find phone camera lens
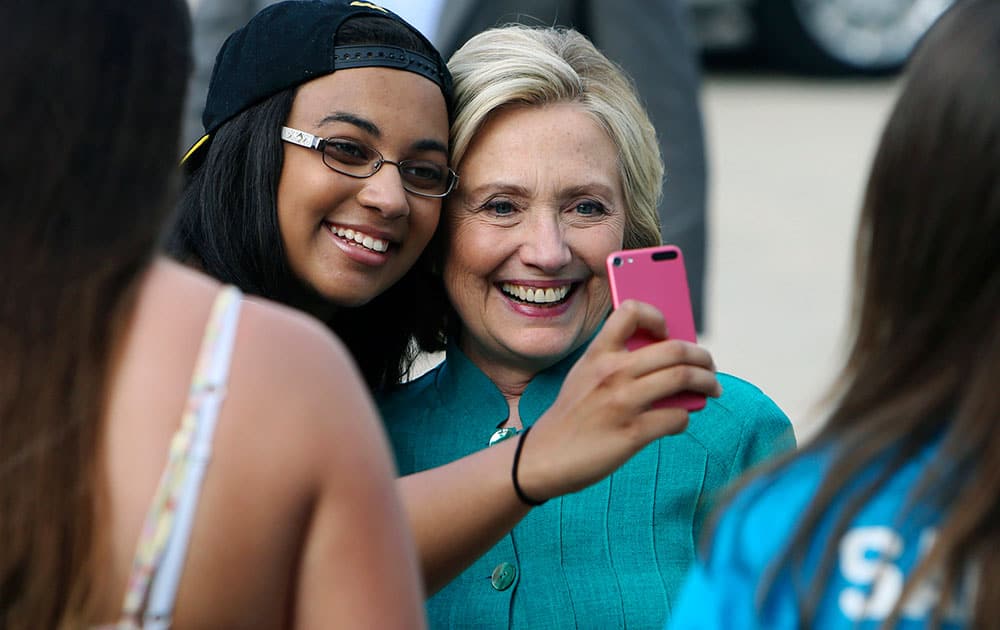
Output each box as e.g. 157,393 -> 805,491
613,257 -> 622,267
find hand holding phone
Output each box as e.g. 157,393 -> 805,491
606,245 -> 706,411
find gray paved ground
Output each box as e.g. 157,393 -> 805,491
698,75 -> 900,441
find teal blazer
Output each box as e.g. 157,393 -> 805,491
379,340 -> 795,629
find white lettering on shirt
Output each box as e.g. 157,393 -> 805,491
837,526 -> 972,624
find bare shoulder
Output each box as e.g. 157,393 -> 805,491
139,259 -> 379,464
214,288 -> 388,495
231,294 -> 380,447
209,282 -> 422,627
145,259 -> 385,493
237,295 -> 358,397
144,262 -> 413,626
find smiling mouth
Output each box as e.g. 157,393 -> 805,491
499,282 -> 575,306
325,223 -> 390,253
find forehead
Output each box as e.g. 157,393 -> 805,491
459,103 -> 622,187
288,66 -> 449,139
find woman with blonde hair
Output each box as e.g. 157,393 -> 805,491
382,25 -> 794,627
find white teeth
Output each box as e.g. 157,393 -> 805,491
501,283 -> 571,304
331,226 -> 389,253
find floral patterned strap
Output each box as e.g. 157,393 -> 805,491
115,286 -> 242,627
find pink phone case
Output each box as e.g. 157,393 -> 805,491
606,245 -> 706,411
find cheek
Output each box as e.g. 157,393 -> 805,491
442,227 -> 496,304
276,147 -> 345,214
589,281 -> 612,311
444,218 -> 487,274
410,203 -> 443,250
275,156 -> 319,238
592,245 -> 616,304
577,225 -> 625,276
273,188 -> 298,257
443,241 -> 480,295
575,227 -> 621,311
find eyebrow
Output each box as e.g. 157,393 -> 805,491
413,138 -> 448,154
317,111 -> 448,155
463,182 -> 532,200
562,183 -> 617,200
464,182 -> 616,201
318,112 -> 379,136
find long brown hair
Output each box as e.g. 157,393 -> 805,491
0,1 -> 191,626
754,0 -> 1000,626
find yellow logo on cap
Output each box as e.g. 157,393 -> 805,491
350,1 -> 388,12
180,134 -> 211,165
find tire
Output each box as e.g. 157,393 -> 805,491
754,0 -> 955,75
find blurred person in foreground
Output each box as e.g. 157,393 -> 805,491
380,24 -> 793,628
0,1 -> 425,627
668,1 -> 1000,627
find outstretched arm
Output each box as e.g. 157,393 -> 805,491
401,300 -> 722,594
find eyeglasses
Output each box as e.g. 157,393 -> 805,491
280,126 -> 458,198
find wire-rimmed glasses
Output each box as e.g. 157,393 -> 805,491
280,126 -> 458,198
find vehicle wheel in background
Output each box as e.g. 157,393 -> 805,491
755,0 -> 954,75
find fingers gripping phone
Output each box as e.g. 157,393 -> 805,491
606,245 -> 706,411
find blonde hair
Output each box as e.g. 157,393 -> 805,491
448,25 -> 663,249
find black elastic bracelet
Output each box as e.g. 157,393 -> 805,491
511,426 -> 547,507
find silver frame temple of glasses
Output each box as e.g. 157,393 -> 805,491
281,127 -> 322,149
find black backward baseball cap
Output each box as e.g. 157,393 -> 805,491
180,0 -> 453,170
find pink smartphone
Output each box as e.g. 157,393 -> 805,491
606,244 -> 706,411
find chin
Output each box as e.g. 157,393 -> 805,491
332,292 -> 377,309
314,284 -> 379,309
508,338 -> 581,367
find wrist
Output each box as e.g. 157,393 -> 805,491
511,426 -> 547,507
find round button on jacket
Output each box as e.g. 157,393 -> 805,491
490,562 -> 517,591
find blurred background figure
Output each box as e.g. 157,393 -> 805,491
669,0 -> 1000,626
380,0 -> 711,333
183,0 -> 274,145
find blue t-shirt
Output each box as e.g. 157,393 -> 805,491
668,442 -> 974,629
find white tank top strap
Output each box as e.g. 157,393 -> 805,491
112,285 -> 243,629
